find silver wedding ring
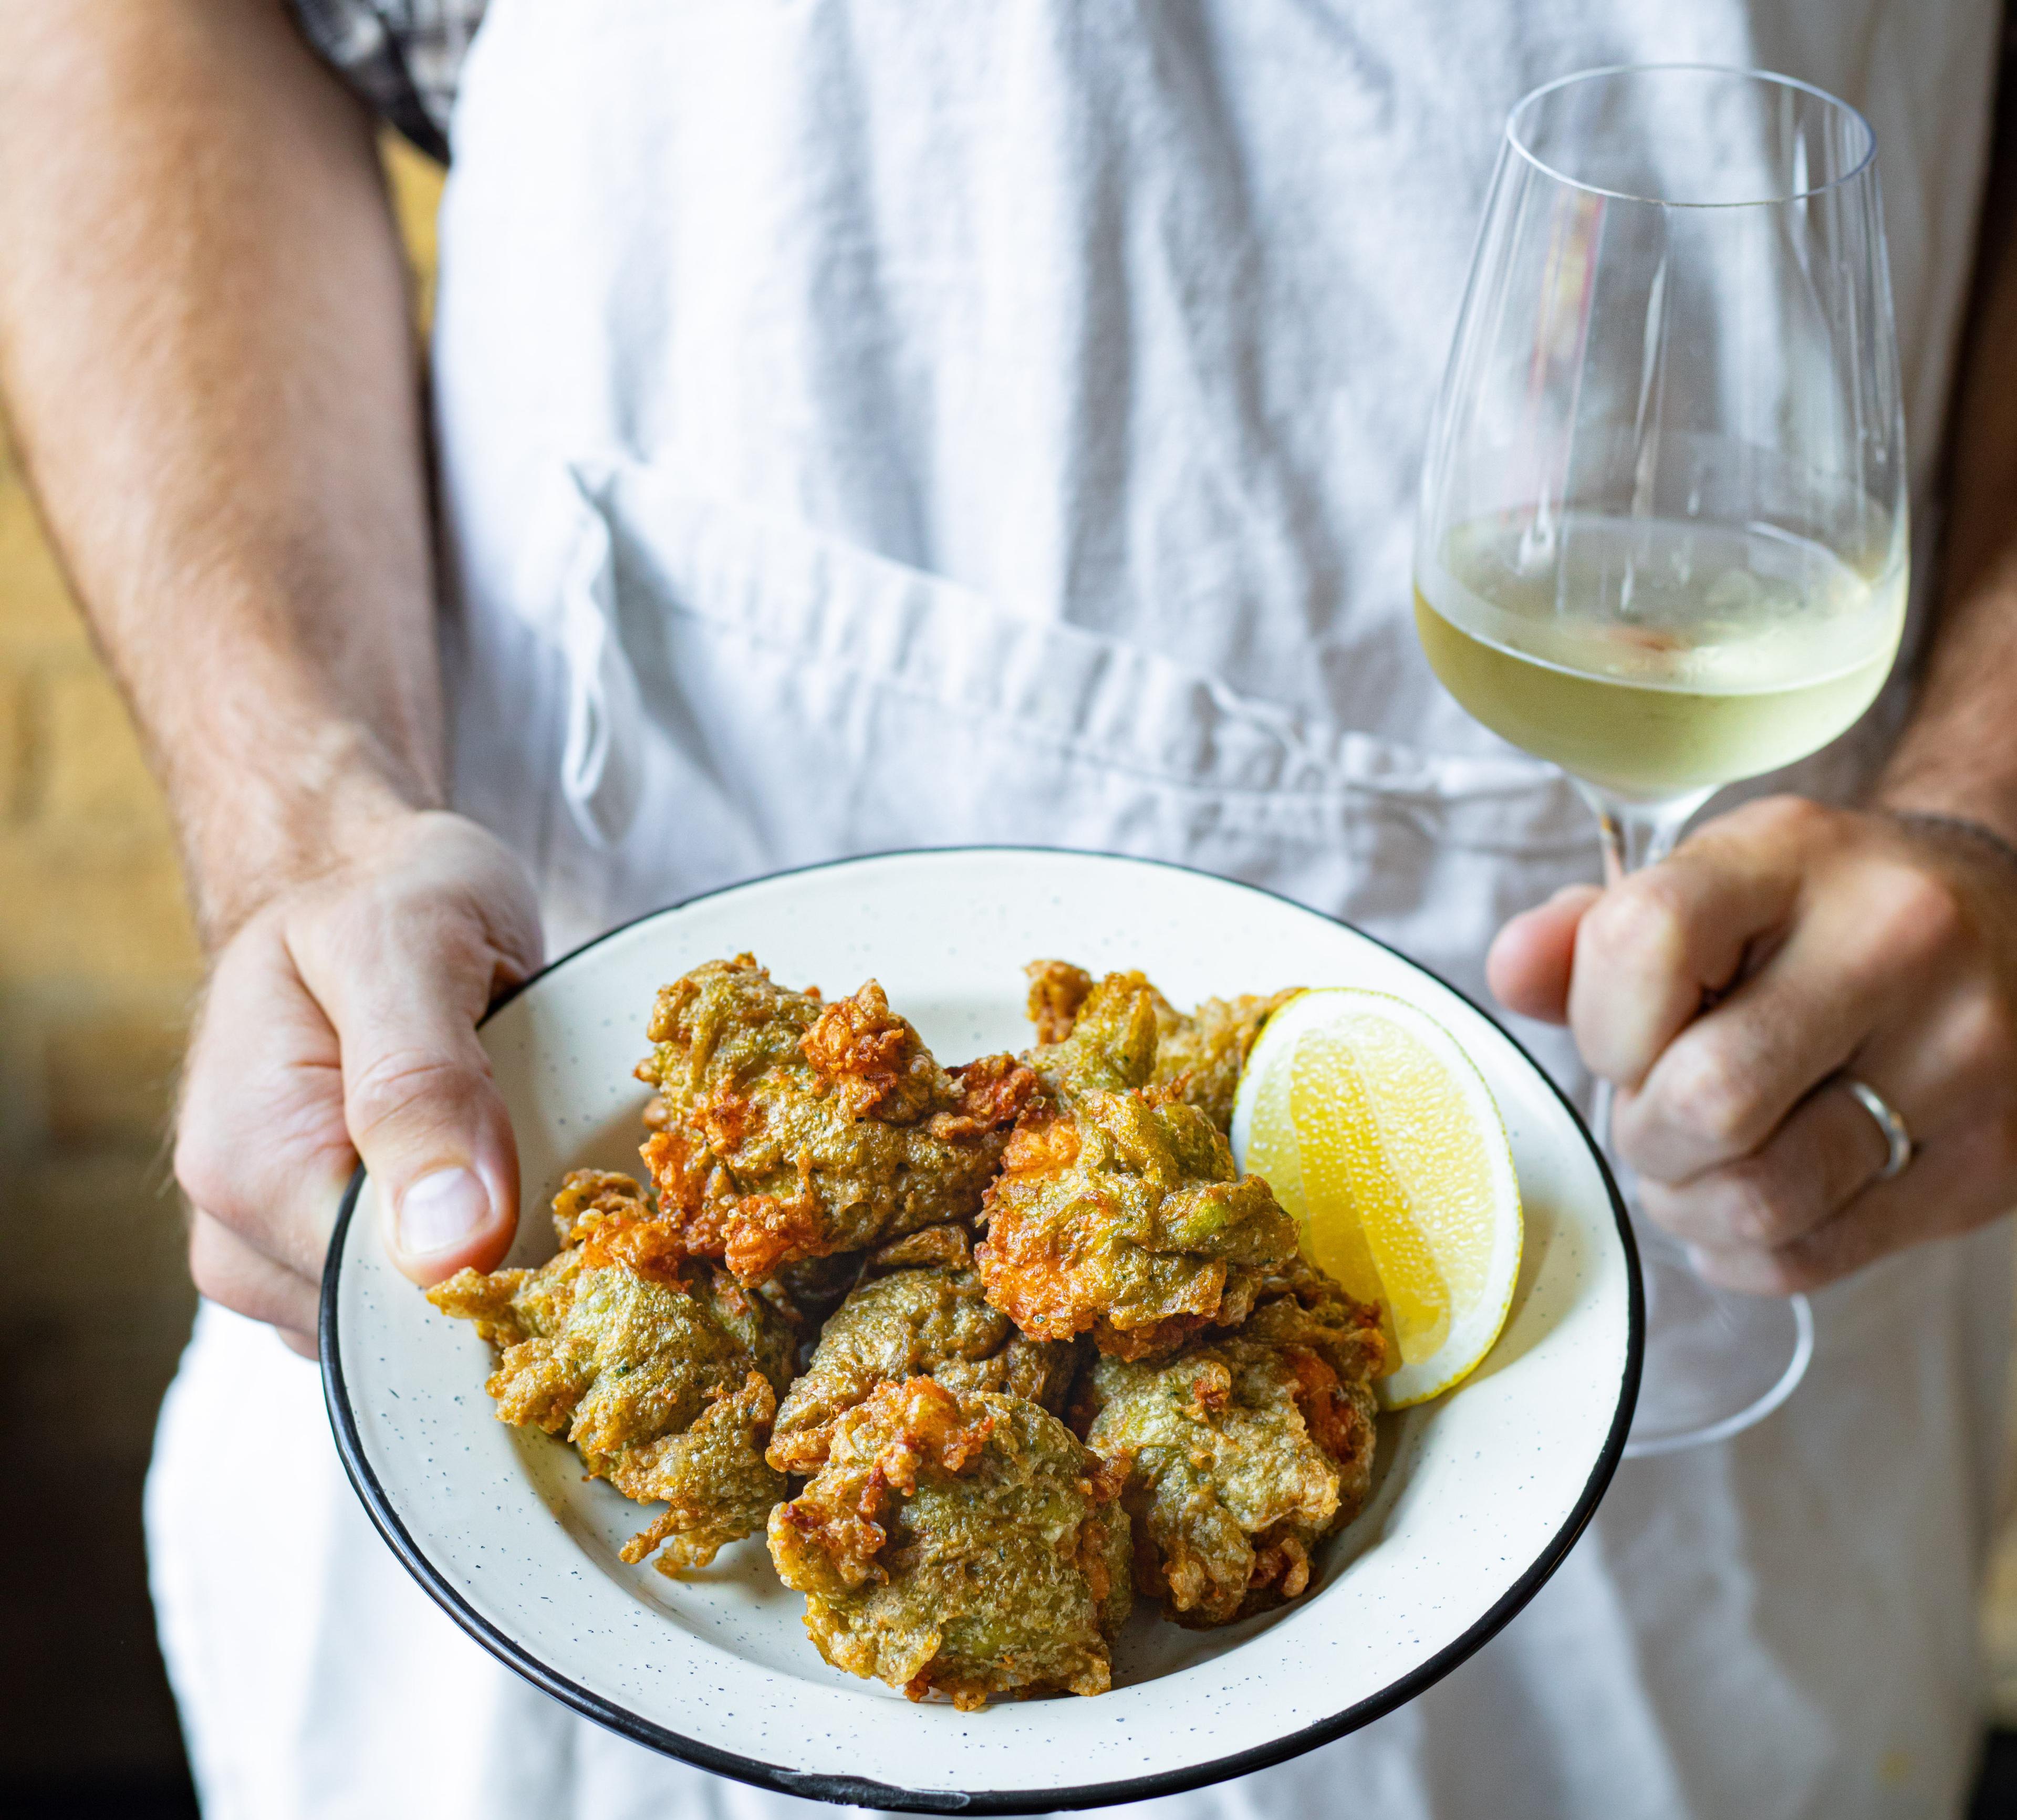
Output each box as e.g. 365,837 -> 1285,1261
1842,1076 -> 1914,1181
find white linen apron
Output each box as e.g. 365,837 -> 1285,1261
149,3 -> 2015,1815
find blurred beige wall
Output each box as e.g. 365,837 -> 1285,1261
0,134 -> 443,1786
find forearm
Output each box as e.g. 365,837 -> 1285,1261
0,0 -> 441,943
1878,162 -> 2017,844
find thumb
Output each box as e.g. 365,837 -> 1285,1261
294,888 -> 526,1285
1486,885 -> 1603,1024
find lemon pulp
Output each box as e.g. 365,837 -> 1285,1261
1235,990 -> 1522,1407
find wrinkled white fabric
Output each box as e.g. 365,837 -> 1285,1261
149,3 -> 2012,1816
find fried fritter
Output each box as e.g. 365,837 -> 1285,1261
1076,1258 -> 1385,1627
977,971 -> 1300,1360
1025,959 -> 1096,1045
1023,959 -> 1297,1133
427,1169 -> 796,1571
611,1372 -> 787,1574
1149,989 -> 1301,1134
767,1224 -> 1077,1474
768,1379 -> 1131,1709
637,956 -> 1038,1284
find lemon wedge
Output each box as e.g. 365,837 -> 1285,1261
1231,989 -> 1522,1408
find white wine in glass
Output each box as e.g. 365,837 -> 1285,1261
1416,510 -> 1907,801
1417,67 -> 1909,1453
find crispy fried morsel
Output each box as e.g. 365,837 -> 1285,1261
768,1380 -> 1131,1709
1149,989 -> 1301,1134
1024,958 -> 1295,1134
636,957 -> 1037,1283
426,1167 -> 644,1348
979,972 -> 1298,1358
426,1263 -> 540,1346
800,980 -> 940,1121
1025,959 -> 1094,1045
867,1224 -> 973,1271
428,1170 -> 797,1567
768,1225 -> 1078,1473
1077,1258 -> 1385,1626
612,1373 -> 788,1573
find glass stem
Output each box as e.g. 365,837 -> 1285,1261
1574,782 -> 1714,1267
1576,782 -> 1714,886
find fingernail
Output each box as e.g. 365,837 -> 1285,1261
398,1167 -> 492,1256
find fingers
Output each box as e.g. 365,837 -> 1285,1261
1629,976 -> 2009,1243
1567,797 -> 1816,1086
1546,797 -> 2017,1291
288,826 -> 533,1284
1486,885 -> 1602,1023
175,814 -> 544,1348
1614,838 -> 1972,1182
1634,1076 -> 1893,1251
1627,925 -> 2017,1268
187,1205 -> 320,1347
317,941 -> 518,1282
1688,1112 -> 2017,1295
175,922 -> 357,1282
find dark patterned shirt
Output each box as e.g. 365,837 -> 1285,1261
288,0 -> 488,161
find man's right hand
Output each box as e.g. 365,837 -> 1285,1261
0,9 -> 537,1355
173,813 -> 544,1356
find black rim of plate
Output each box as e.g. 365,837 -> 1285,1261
320,844 -> 1645,1816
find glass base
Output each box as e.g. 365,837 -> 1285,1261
1622,1232 -> 1814,1458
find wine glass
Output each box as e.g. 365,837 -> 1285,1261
1415,66 -> 1907,1455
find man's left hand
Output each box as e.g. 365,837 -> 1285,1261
1488,795 -> 2017,1293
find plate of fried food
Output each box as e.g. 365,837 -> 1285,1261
321,847 -> 1639,1812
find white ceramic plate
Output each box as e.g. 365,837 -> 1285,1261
322,849 -> 1639,1812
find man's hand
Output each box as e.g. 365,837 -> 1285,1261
1488,796 -> 2017,1294
174,814 -> 543,1355
0,3 -> 511,1353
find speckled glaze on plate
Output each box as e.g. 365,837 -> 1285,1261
321,848 -> 1640,1814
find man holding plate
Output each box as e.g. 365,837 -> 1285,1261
2,1 -> 2014,1816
